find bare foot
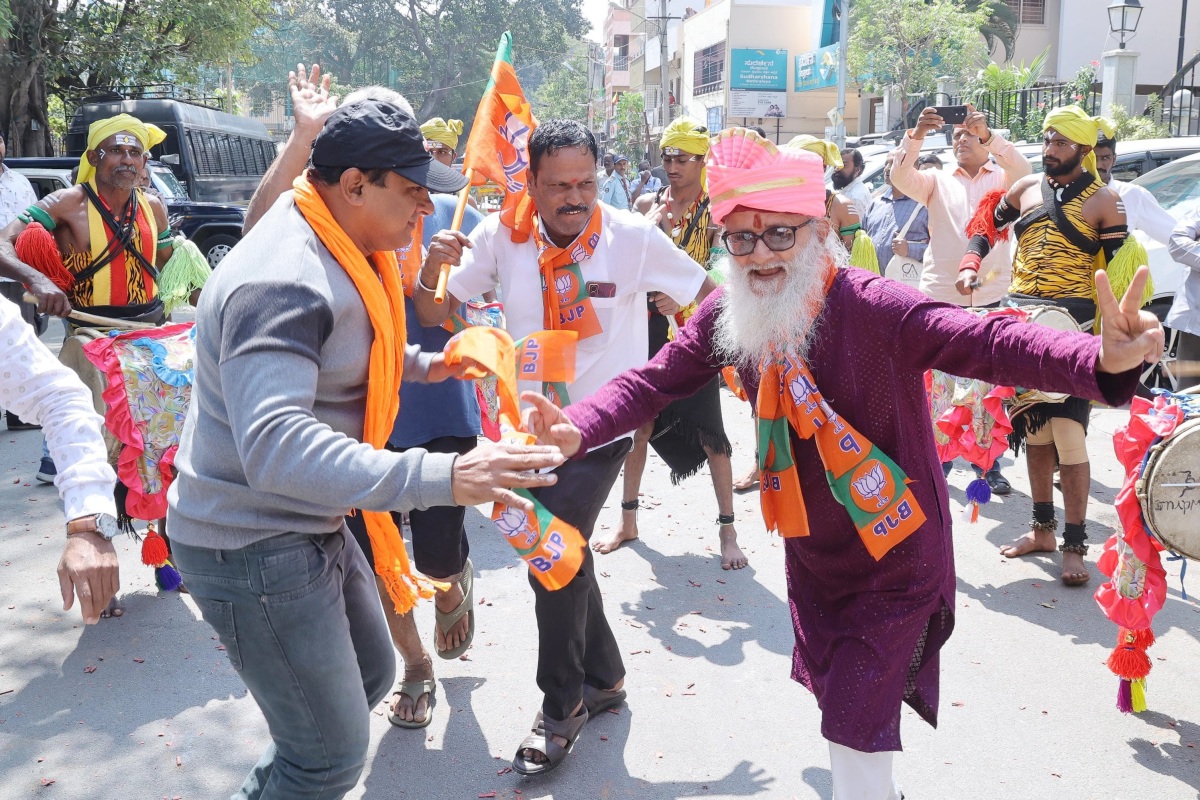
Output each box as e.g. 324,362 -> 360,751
390,656 -> 433,725
998,528 -> 1057,558
593,507 -> 638,554
720,526 -> 748,570
434,581 -> 468,654
1061,550 -> 1090,586
733,467 -> 759,493
99,597 -> 124,618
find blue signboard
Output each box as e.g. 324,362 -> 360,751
730,49 -> 788,92
794,44 -> 840,92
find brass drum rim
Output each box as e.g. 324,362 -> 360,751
1139,418 -> 1200,560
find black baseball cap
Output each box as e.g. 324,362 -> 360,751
311,100 -> 468,194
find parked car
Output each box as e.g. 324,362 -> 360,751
66,97 -> 274,204
6,157 -> 245,267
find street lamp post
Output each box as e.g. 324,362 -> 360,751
1100,0 -> 1143,118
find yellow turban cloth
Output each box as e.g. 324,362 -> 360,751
1042,105 -> 1116,180
76,114 -> 167,186
786,135 -> 843,169
661,116 -> 711,186
420,118 -> 464,150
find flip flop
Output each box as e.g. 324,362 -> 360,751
582,683 -> 626,716
512,706 -> 589,776
435,558 -> 474,660
388,679 -> 436,729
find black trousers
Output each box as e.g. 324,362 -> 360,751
1178,330 -> 1200,391
529,437 -> 632,720
345,435 -> 475,580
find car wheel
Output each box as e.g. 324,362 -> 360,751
1138,299 -> 1180,396
201,234 -> 240,268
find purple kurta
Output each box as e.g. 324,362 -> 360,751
565,268 -> 1140,752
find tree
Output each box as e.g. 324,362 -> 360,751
610,92 -> 646,161
531,56 -> 592,124
848,0 -> 991,121
1,0 -> 270,156
240,0 -> 586,129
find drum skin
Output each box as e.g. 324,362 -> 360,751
1139,418 -> 1200,561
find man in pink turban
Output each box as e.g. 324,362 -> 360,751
520,129 -> 1162,797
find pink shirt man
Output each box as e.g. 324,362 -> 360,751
891,126 -> 1031,307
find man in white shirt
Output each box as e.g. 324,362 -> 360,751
832,147 -> 875,218
414,119 -> 713,776
1094,133 -> 1176,245
890,106 -> 1032,308
0,293 -> 122,623
0,132 -> 42,430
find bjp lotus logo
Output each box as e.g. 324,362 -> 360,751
555,273 -> 575,304
851,461 -> 892,511
495,507 -> 538,549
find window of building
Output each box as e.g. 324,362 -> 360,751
694,41 -> 725,95
1005,0 -> 1044,25
613,34 -> 629,71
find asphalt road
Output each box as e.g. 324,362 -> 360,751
1,366 -> 1198,799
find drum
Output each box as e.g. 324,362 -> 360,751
1137,388 -> 1200,560
58,327 -> 122,463
1009,305 -> 1083,409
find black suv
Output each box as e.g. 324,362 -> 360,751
6,157 -> 245,267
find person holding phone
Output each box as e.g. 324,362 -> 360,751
890,102 -> 1032,496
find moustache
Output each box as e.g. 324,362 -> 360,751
556,205 -> 590,216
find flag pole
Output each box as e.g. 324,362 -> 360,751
434,167 -> 474,304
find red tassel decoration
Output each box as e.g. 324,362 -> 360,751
141,527 -> 170,567
15,223 -> 73,291
965,189 -> 1010,244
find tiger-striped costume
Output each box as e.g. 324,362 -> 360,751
1009,174 -> 1100,300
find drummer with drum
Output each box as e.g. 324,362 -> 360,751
960,105 -> 1147,587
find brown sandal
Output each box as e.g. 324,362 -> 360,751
512,705 -> 589,776
582,684 -> 626,715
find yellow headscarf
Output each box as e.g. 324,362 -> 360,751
420,118 -> 464,150
785,135 -> 843,169
76,114 -> 167,186
660,116 -> 711,187
1042,105 -> 1116,180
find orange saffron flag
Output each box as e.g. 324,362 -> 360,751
442,326 -> 586,590
462,32 -> 539,243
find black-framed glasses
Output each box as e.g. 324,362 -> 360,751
721,221 -> 813,256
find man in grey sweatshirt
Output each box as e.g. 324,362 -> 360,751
166,100 -> 563,800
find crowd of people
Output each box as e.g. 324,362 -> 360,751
0,61 -> 1192,800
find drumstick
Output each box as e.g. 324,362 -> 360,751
22,292 -> 157,330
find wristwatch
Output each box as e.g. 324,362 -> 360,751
66,513 -> 120,540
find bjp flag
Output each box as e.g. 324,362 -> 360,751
462,32 -> 539,242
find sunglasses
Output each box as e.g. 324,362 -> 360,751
721,221 -> 813,257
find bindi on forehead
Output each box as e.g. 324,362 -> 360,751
753,212 -> 763,229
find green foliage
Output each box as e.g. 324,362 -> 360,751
531,57 -> 592,125
610,93 -> 646,161
1110,97 -> 1172,141
848,0 -> 990,119
963,0 -> 1018,62
1061,61 -> 1099,112
965,46 -> 1049,132
240,0 -> 587,127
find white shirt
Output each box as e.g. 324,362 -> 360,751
448,206 -> 706,409
1110,179 -> 1176,246
0,295 -> 117,520
0,167 -> 37,283
839,178 -> 875,221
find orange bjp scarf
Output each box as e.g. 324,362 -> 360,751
292,175 -> 438,614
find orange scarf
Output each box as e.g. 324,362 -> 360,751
292,176 -> 437,614
531,206 -> 605,340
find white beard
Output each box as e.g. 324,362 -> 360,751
713,227 -> 845,368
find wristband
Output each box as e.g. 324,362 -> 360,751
959,253 -> 982,273
416,271 -> 438,293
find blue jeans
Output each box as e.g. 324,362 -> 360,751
171,529 -> 396,800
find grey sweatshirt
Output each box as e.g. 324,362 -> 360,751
167,194 -> 458,550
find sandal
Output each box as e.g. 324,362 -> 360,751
582,683 -> 626,716
435,558 -> 475,660
512,706 -> 589,776
388,679 -> 436,729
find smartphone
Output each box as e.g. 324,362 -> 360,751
932,105 -> 968,124
587,281 -> 617,299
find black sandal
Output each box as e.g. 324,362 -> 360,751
582,683 -> 627,715
512,705 -> 589,776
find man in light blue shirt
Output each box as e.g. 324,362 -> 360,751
862,154 -> 929,278
600,155 -> 646,211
